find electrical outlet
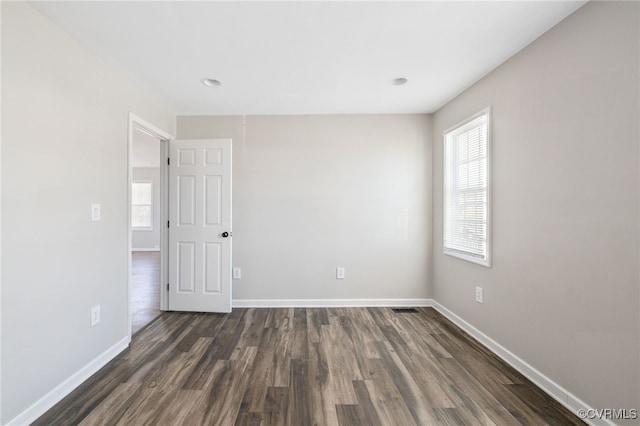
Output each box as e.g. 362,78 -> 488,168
475,287 -> 483,304
91,305 -> 101,326
91,203 -> 101,221
232,267 -> 242,279
336,267 -> 345,280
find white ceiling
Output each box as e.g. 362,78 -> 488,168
29,1 -> 586,115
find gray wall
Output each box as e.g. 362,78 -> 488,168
432,1 -> 639,416
1,2 -> 175,422
131,167 -> 161,250
177,115 -> 432,303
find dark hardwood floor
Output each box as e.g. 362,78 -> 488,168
34,307 -> 585,426
131,251 -> 161,335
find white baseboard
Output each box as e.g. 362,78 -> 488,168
232,298 -> 433,308
431,301 -> 612,426
7,336 -> 130,426
131,248 -> 160,252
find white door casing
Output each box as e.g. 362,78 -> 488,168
128,112 -> 171,333
169,139 -> 232,312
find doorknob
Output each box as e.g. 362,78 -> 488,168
221,231 -> 231,238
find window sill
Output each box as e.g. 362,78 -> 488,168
444,249 -> 491,267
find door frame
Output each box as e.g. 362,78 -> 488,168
127,113 -> 173,339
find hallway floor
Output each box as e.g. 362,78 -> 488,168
131,251 -> 161,335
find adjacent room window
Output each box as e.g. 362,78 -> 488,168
132,181 -> 153,230
443,108 -> 491,267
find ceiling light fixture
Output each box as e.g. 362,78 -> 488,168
392,77 -> 408,86
201,78 -> 221,87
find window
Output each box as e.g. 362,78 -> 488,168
443,108 -> 491,266
132,181 -> 153,230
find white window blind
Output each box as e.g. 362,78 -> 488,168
444,109 -> 491,266
132,181 -> 153,229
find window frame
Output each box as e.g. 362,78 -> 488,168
443,107 -> 492,267
131,180 -> 153,231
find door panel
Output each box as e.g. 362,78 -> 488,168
177,176 -> 196,225
177,242 -> 195,293
204,243 -> 222,294
169,139 -> 232,312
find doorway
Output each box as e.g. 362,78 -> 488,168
128,113 -> 171,337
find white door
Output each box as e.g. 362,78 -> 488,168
169,139 -> 232,312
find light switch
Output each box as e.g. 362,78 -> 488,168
91,203 -> 101,221
91,305 -> 101,326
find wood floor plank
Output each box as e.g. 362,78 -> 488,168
372,313 -> 456,409
182,359 -> 232,424
390,309 -> 453,360
362,358 -> 418,426
34,307 -> 586,426
336,311 -> 382,379
263,387 -> 289,426
233,409 -> 262,426
235,308 -> 269,348
125,313 -> 193,362
507,383 -> 587,426
436,330 -> 519,386
158,389 -> 212,426
200,346 -> 258,426
113,386 -> 177,425
182,313 -> 245,390
306,307 -> 330,344
433,407 -> 471,426
444,384 -> 501,426
271,311 -> 294,388
344,307 -> 386,351
436,357 -> 532,425
239,327 -> 277,412
175,312 -> 226,353
264,307 -> 294,330
76,382 -> 143,426
319,323 -> 359,404
375,340 -> 439,425
290,308 -> 309,359
307,340 -> 335,426
431,314 -> 526,385
336,404 -> 367,426
352,380 -> 383,426
124,314 -> 197,384
288,358 -> 312,426
154,336 -> 213,391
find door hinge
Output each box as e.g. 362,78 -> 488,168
167,220 -> 170,228
167,283 -> 170,291
167,157 -> 170,165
